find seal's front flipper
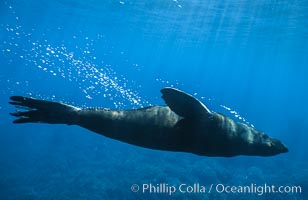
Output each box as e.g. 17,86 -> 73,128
160,87 -> 211,118
9,96 -> 80,125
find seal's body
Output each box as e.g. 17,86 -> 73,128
9,87 -> 288,157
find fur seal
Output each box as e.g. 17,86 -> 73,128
9,87 -> 288,157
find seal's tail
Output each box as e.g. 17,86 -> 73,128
9,96 -> 79,125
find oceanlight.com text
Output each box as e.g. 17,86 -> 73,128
215,183 -> 302,196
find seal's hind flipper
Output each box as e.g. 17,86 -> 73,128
10,111 -> 39,123
160,87 -> 211,118
9,96 -> 79,125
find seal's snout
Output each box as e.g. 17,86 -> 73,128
275,140 -> 289,154
258,136 -> 289,156
281,145 -> 289,153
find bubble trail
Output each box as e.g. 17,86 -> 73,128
1,4 -> 149,109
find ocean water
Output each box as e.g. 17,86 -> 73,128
0,0 -> 307,199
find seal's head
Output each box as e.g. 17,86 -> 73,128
254,132 -> 288,156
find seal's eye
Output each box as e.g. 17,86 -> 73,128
263,134 -> 269,139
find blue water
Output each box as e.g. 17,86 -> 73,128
0,0 -> 307,199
